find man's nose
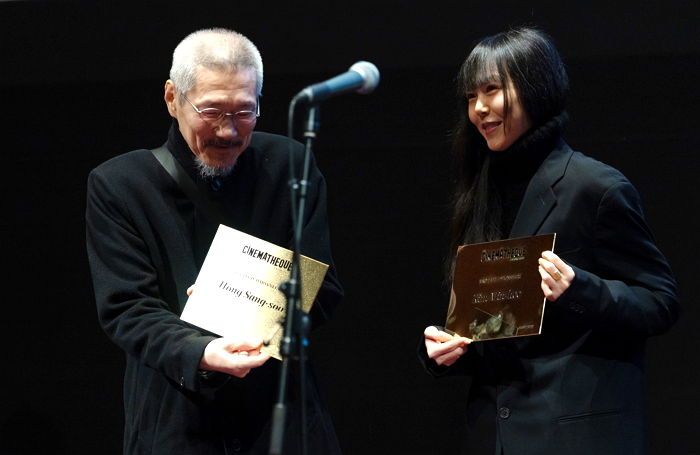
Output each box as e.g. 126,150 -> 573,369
216,117 -> 239,137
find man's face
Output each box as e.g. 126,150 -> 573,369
165,67 -> 258,172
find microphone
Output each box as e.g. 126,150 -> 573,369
295,61 -> 380,103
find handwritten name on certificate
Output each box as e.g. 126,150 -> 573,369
181,224 -> 328,360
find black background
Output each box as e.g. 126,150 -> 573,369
1,1 -> 698,453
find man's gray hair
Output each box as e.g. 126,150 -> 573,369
169,28 -> 263,99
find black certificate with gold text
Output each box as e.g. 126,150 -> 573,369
446,233 -> 556,341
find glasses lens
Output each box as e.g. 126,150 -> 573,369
199,108 -> 223,121
234,111 -> 257,123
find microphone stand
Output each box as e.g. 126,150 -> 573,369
269,101 -> 319,455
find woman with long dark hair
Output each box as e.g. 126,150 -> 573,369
421,27 -> 678,455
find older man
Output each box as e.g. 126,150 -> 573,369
86,28 -> 343,454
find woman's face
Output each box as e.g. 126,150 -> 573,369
467,78 -> 532,151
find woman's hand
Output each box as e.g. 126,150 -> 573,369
538,250 -> 575,301
424,326 -> 471,367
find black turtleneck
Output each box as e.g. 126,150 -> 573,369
165,120 -> 258,267
489,113 -> 568,237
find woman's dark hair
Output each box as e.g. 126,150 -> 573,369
447,27 -> 569,280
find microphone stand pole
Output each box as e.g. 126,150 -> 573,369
269,102 -> 319,455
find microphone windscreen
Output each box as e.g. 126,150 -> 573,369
350,61 -> 380,94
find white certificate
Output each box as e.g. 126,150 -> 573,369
181,224 -> 328,360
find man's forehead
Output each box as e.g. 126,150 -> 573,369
194,65 -> 256,81
191,67 -> 257,95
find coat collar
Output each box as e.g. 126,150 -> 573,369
509,139 -> 573,237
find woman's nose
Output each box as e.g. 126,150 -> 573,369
475,97 -> 489,116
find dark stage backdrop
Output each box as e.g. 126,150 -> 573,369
1,1 -> 698,454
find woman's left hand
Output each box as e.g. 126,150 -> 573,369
538,250 -> 575,301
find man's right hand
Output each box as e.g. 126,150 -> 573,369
199,337 -> 270,378
424,325 -> 471,367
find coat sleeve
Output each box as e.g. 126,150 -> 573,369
556,179 -> 679,336
86,167 -> 220,393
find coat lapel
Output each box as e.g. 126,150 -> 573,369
509,140 -> 573,238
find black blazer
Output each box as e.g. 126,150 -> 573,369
425,140 -> 678,455
86,129 -> 343,455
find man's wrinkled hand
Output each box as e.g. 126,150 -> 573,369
199,337 -> 270,378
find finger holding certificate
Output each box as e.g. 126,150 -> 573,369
538,250 -> 575,301
423,325 -> 471,367
199,337 -> 270,379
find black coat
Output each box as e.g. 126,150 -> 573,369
86,126 -> 343,455
424,140 -> 679,455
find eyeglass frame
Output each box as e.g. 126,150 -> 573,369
182,94 -> 260,124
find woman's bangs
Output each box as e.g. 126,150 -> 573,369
463,48 -> 502,92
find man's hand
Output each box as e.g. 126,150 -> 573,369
424,325 -> 471,367
199,337 -> 270,378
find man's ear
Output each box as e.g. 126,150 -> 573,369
164,80 -> 178,118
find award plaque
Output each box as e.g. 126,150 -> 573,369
446,233 -> 556,341
181,224 -> 328,360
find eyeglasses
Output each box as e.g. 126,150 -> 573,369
183,95 -> 260,125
